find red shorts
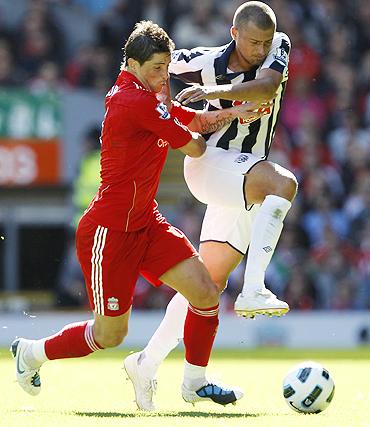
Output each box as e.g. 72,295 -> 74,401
76,210 -> 197,316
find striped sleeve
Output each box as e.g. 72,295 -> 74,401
169,48 -> 211,84
261,32 -> 291,76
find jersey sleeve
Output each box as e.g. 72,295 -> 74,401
131,93 -> 193,149
261,32 -> 291,77
170,101 -> 196,126
169,48 -> 207,84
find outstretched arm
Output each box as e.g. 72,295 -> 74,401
176,69 -> 283,105
160,80 -> 264,135
186,101 -> 266,134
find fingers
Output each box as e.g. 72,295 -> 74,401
241,111 -> 263,124
176,87 -> 205,105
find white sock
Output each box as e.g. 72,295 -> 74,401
242,195 -> 291,294
183,360 -> 207,391
140,292 -> 188,378
24,338 -> 48,368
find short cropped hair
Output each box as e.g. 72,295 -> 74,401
233,1 -> 276,31
122,20 -> 175,67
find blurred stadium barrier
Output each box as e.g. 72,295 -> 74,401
0,310 -> 369,348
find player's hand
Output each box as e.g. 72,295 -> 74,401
232,101 -> 273,124
176,85 -> 217,105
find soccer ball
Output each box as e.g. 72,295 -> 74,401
282,361 -> 335,414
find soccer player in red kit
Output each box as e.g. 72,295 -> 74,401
11,21 -> 262,411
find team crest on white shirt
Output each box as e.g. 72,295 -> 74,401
234,154 -> 249,163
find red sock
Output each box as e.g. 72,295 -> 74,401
183,304 -> 219,367
45,320 -> 102,360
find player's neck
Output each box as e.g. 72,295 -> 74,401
125,67 -> 151,92
228,49 -> 254,73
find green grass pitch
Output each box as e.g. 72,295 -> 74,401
1,347 -> 370,427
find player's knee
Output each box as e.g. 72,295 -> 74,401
279,171 -> 298,201
190,279 -> 220,308
211,275 -> 228,292
267,165 -> 298,201
94,328 -> 128,348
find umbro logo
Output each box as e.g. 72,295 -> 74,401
273,209 -> 283,219
263,246 -> 272,253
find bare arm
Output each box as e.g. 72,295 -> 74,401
176,69 -> 283,105
186,101 -> 263,134
178,133 -> 206,158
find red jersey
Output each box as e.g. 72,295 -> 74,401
83,70 -> 196,231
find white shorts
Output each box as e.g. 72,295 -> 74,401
200,203 -> 260,254
184,146 -> 264,209
184,146 -> 265,254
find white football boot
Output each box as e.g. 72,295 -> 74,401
234,288 -> 289,319
124,352 -> 157,411
10,338 -> 41,396
182,381 -> 244,406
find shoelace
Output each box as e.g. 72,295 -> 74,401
144,379 -> 157,395
256,289 -> 275,298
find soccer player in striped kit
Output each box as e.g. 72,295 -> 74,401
11,20 -> 264,410
125,1 -> 298,411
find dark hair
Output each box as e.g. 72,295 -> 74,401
122,20 -> 175,67
233,1 -> 276,31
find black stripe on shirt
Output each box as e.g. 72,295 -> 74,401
266,81 -> 287,157
175,50 -> 205,63
216,119 -> 239,150
241,119 -> 261,153
171,71 -> 203,85
264,102 -> 276,157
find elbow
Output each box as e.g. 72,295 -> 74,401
188,135 -> 206,158
193,144 -> 206,158
263,78 -> 279,100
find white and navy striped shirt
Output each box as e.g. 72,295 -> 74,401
169,32 -> 290,158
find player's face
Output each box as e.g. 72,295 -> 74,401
232,22 -> 274,67
135,52 -> 171,93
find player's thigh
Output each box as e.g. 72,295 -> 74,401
76,216 -> 143,317
142,213 -> 218,308
199,241 -> 243,291
245,160 -> 297,203
184,146 -> 264,208
160,256 -> 219,308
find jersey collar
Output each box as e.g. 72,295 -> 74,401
116,69 -> 148,91
215,40 -> 258,82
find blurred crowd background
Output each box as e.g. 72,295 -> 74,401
0,0 -> 369,313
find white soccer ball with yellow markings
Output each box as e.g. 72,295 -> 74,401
282,361 -> 335,413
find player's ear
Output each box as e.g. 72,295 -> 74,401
230,26 -> 237,41
127,58 -> 139,72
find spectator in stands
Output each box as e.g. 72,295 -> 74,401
57,126 -> 101,307
0,0 -> 368,312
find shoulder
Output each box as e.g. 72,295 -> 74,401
273,32 -> 291,51
171,45 -> 225,65
110,81 -> 156,109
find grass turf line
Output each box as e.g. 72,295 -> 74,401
1,348 -> 369,427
